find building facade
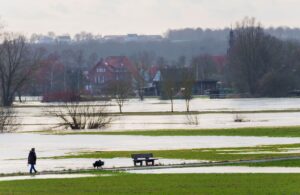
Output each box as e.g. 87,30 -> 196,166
88,56 -> 138,94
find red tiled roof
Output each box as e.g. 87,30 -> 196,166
90,56 -> 139,79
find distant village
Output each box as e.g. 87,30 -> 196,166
31,33 -> 163,44
14,25 -> 300,102
37,55 -> 226,102
87,56 -> 224,95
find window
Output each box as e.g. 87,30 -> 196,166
95,76 -> 105,84
97,68 -> 106,73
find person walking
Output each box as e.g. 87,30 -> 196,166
28,148 -> 37,174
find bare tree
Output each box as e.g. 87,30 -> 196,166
0,107 -> 18,133
65,49 -> 85,93
227,17 -> 285,96
185,113 -> 199,125
48,102 -> 112,130
132,61 -> 146,101
181,70 -> 195,112
0,34 -> 43,106
191,55 -> 219,81
107,80 -> 132,113
136,71 -> 145,101
161,71 -> 176,112
130,52 -> 155,101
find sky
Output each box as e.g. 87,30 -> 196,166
0,0 -> 299,36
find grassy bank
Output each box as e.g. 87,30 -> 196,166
53,143 -> 300,162
51,126 -> 300,137
1,174 -> 300,194
227,158 -> 300,167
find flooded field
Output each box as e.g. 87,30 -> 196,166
15,97 -> 300,112
12,97 -> 300,131
2,98 -> 300,174
3,133 -> 300,159
1,133 -> 300,174
115,98 -> 300,112
16,111 -> 300,131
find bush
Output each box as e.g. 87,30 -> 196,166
48,102 -> 112,130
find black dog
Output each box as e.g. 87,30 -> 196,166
93,160 -> 104,169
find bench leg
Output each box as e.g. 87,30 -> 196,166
134,161 -> 143,166
146,161 -> 154,166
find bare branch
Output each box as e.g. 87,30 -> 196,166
47,102 -> 112,130
0,107 -> 19,133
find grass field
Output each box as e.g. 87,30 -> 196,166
52,126 -> 300,137
53,143 -> 300,162
1,173 -> 300,194
226,158 -> 300,167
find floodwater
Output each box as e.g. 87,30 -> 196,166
1,133 -> 300,174
128,166 -> 300,174
2,98 -> 300,174
14,97 -> 300,112
11,98 -> 300,131
118,98 -> 300,112
16,111 -> 300,131
107,112 -> 300,131
2,134 -> 300,158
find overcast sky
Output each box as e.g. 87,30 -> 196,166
0,0 -> 298,36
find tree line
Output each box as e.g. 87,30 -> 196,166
1,18 -> 300,132
226,17 -> 300,97
1,17 -> 300,109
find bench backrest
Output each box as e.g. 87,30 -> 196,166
131,153 -> 153,159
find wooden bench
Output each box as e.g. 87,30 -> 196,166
131,153 -> 158,166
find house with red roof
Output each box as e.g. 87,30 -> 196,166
88,56 -> 138,94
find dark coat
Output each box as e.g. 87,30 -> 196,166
28,151 -> 37,165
